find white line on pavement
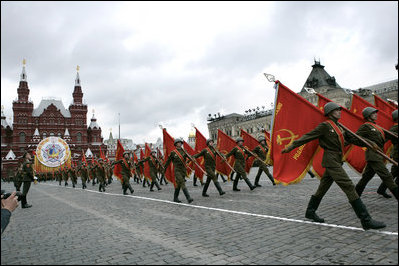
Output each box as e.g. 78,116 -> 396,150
42,183 -> 398,237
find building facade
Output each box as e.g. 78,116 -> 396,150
1,62 -> 107,177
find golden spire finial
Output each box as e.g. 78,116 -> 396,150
23,59 -> 26,66
92,109 -> 95,114
77,65 -> 80,71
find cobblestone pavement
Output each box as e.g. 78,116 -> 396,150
1,165 -> 397,265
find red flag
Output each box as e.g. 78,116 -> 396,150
240,129 -> 258,173
82,150 -> 87,166
183,141 -> 196,177
143,143 -> 152,181
271,81 -> 325,185
216,129 -> 236,178
350,93 -> 393,157
194,127 -> 207,180
374,94 -> 396,115
313,93 -> 366,177
113,139 -> 124,181
162,128 -> 177,187
99,146 -> 106,161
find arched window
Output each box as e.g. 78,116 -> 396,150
58,133 -> 62,138
19,132 -> 26,143
43,132 -> 47,139
76,132 -> 82,143
50,132 -> 54,136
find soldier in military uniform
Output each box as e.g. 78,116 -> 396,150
68,165 -> 78,188
376,110 -> 398,198
13,164 -> 23,192
77,162 -> 89,189
92,159 -> 106,192
163,138 -> 193,203
354,107 -> 398,200
113,151 -> 135,195
225,137 -> 256,191
158,154 -> 168,185
62,167 -> 69,186
281,102 -> 386,230
20,152 -> 34,208
139,150 -> 162,192
194,139 -> 226,197
252,136 -> 275,187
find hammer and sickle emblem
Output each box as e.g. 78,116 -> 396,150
276,129 -> 299,148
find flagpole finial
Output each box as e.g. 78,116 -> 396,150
264,73 -> 275,82
158,124 -> 163,130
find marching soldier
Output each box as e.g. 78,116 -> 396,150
56,169 -> 62,185
252,136 -> 275,187
139,150 -> 162,192
20,152 -> 34,208
163,138 -> 193,203
376,109 -> 398,198
77,162 -> 89,189
62,167 -> 69,186
281,102 -> 386,230
354,107 -> 398,200
14,164 -> 23,192
193,139 -> 226,197
92,159 -> 106,192
68,165 -> 78,188
158,154 -> 168,185
113,151 -> 135,195
225,137 -> 256,191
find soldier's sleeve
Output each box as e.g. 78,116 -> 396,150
289,122 -> 327,150
225,147 -> 236,158
193,149 -> 205,159
346,124 -> 370,147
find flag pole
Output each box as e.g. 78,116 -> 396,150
338,122 -> 398,166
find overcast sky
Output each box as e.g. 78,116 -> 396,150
1,1 -> 398,144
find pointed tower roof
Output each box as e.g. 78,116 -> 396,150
301,60 -> 343,92
33,128 -> 40,136
85,147 -> 93,158
72,65 -> 84,105
89,110 -> 99,129
109,129 -> 114,143
5,149 -> 16,160
20,58 -> 27,82
64,128 -> 70,136
75,65 -> 81,86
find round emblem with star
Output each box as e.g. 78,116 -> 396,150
36,137 -> 71,167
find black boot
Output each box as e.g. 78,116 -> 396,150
128,184 -> 134,194
389,186 -> 398,200
355,184 -> 365,197
305,195 -> 325,223
174,188 -> 182,203
150,182 -> 155,191
267,173 -> 276,186
233,176 -> 240,191
220,174 -> 227,183
21,196 -> 32,209
377,183 -> 392,198
123,185 -> 128,195
182,188 -> 193,203
202,179 -> 211,197
350,198 -> 386,230
214,181 -> 225,195
244,178 -> 255,190
254,170 -> 262,187
193,177 -> 198,187
155,181 -> 161,191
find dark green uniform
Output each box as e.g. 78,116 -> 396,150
164,147 -> 193,203
226,146 -> 255,191
68,168 -> 78,188
21,159 -> 34,208
62,168 -> 69,186
194,146 -> 225,196
140,155 -> 162,191
355,122 -> 398,199
114,158 -> 135,195
252,144 -> 275,186
14,167 -> 23,192
92,162 -> 106,192
78,165 -> 89,189
285,117 -> 386,230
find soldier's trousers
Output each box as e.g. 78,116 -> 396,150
175,172 -> 187,190
356,161 -> 398,194
254,165 -> 274,184
377,163 -> 399,194
14,181 -> 22,191
233,170 -> 253,189
314,166 -> 358,202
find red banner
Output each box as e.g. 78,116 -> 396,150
271,81 -> 325,185
374,94 -> 397,115
183,141 -> 195,176
350,93 -> 393,157
240,129 -> 258,173
162,128 -> 177,187
142,143 -> 152,181
216,129 -> 236,178
194,127 -> 207,180
113,139 -> 124,181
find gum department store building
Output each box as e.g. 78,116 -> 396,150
1,62 -> 107,177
